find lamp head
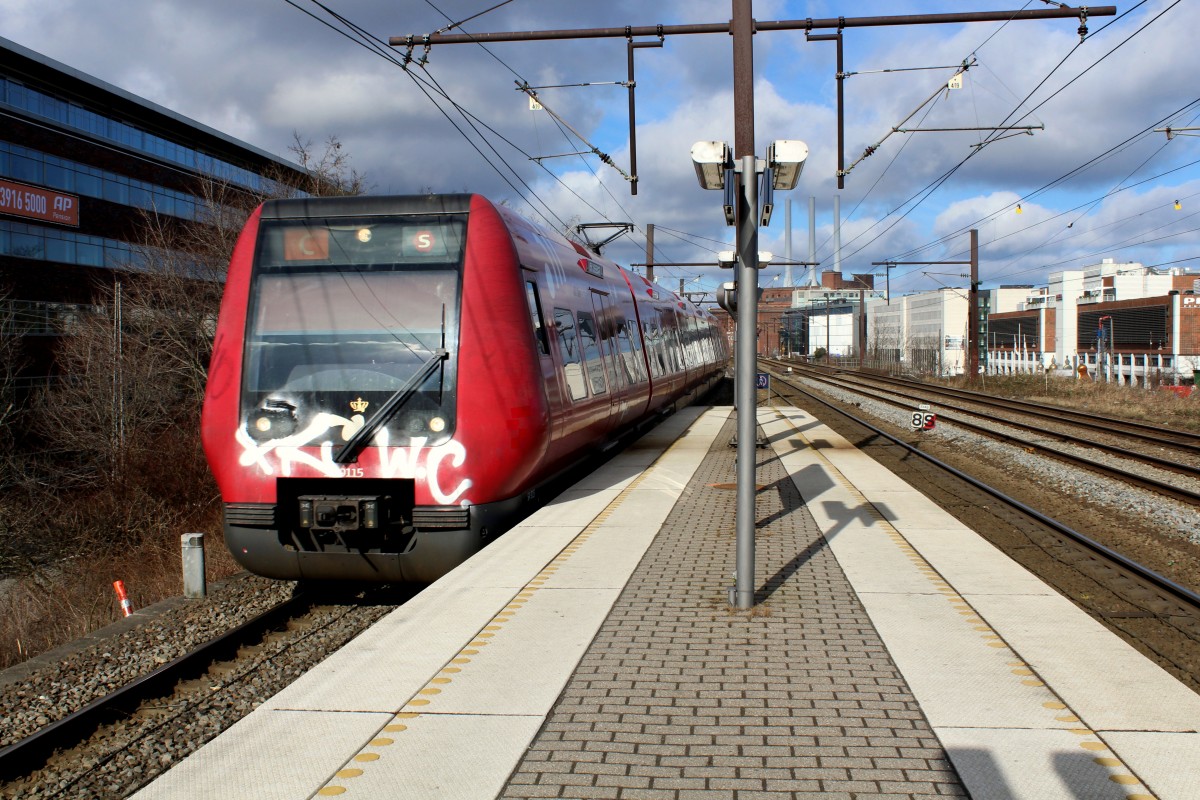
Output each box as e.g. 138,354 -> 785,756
767,140 -> 809,190
690,141 -> 731,190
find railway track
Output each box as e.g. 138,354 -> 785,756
763,358 -> 1200,504
0,593 -> 310,783
763,365 -> 1200,693
776,358 -> 1200,453
0,582 -> 410,798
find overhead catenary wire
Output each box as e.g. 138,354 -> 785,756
854,1 -> 1185,291
825,0 -> 1173,285
814,3 -> 1049,264
417,0 -> 689,270
285,0 -> 598,234
890,95 -> 1200,276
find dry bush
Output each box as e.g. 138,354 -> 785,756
954,372 -> 1200,432
0,518 -> 241,670
0,136 -> 364,669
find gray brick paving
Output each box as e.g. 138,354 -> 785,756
499,413 -> 969,799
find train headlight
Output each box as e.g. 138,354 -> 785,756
356,228 -> 372,243
429,416 -> 446,433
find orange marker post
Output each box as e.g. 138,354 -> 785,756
113,580 -> 134,617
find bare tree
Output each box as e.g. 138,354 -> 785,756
35,135 -> 365,498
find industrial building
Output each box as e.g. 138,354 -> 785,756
744,257 -> 1198,386
987,259 -> 1199,383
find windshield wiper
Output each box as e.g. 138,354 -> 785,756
333,348 -> 448,464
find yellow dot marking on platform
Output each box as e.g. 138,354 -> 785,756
312,444 -> 681,797
776,406 -> 1156,800
1070,728 -> 1094,736
1109,775 -> 1140,785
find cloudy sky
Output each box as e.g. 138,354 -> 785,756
5,0 -> 1198,300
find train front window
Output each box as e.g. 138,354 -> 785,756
242,215 -> 465,448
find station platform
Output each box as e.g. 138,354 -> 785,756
132,405 -> 1200,800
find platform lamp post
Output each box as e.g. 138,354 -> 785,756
692,139 -> 808,609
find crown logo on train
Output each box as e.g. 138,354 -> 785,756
350,397 -> 369,413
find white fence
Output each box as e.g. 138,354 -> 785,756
986,350 -> 1193,388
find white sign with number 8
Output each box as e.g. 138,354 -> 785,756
911,411 -> 936,430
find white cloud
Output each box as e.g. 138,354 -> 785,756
4,0 -> 1199,296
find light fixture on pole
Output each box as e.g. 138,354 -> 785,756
766,140 -> 809,189
690,140 -> 730,189
691,140 -> 736,225
691,135 -> 807,611
717,250 -> 774,269
760,140 -> 809,226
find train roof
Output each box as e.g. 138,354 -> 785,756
261,194 -> 475,219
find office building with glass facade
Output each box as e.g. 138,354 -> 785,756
0,35 -> 306,385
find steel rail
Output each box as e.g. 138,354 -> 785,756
767,361 -> 1200,507
0,594 -> 312,781
766,370 -> 1200,614
778,362 -> 1200,477
822,363 -> 1200,452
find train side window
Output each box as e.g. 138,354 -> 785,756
554,308 -> 588,401
576,310 -> 608,395
617,319 -> 646,384
626,320 -> 648,382
525,280 -> 549,356
644,321 -> 665,378
659,309 -> 683,372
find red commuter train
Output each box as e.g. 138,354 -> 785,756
202,194 -> 727,582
